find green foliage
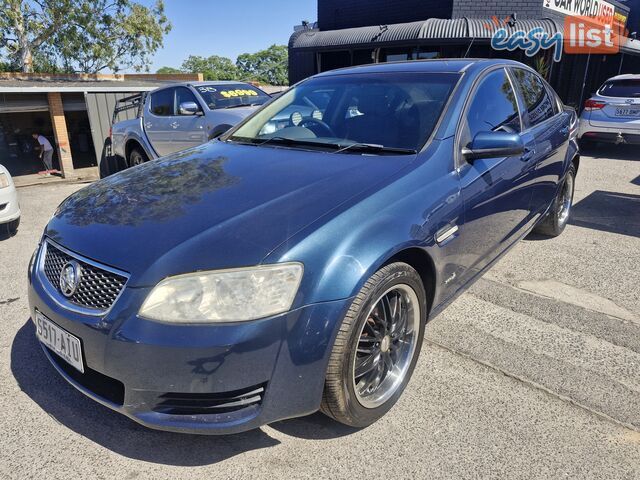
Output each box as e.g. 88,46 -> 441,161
156,45 -> 291,85
156,66 -> 182,74
181,55 -> 239,81
236,44 -> 288,86
0,0 -> 171,73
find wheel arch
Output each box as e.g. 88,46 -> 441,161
381,247 -> 437,318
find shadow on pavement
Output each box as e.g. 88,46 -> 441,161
11,321 -> 280,466
570,190 -> 640,238
581,144 -> 640,161
270,412 -> 360,440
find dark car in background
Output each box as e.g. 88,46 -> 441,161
28,59 -> 578,434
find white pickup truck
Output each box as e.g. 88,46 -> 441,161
110,81 -> 270,169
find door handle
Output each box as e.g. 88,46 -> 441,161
560,126 -> 570,135
520,147 -> 535,162
170,122 -> 180,129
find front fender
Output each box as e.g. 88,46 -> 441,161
264,144 -> 462,309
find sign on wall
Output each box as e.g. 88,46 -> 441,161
543,0 -> 616,23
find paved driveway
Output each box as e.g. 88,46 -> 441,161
1,145 -> 638,479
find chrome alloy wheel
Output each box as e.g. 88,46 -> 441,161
557,172 -> 575,227
352,284 -> 421,409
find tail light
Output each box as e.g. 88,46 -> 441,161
584,99 -> 606,110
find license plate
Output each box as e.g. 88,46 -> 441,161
35,311 -> 84,373
615,108 -> 640,117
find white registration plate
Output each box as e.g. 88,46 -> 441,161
615,108 -> 640,117
35,311 -> 84,373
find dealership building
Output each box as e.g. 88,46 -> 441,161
289,0 -> 640,108
0,72 -> 202,183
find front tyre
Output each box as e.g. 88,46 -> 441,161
321,262 -> 426,428
534,164 -> 576,237
4,217 -> 19,236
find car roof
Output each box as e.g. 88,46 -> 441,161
312,58 -> 527,78
603,73 -> 640,82
188,81 -> 256,86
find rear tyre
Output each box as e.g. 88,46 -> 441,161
321,262 -> 426,428
533,164 -> 576,237
128,147 -> 148,168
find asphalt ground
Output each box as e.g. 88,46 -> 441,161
0,144 -> 638,479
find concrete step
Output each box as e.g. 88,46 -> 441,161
426,280 -> 640,430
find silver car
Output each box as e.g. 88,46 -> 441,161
578,74 -> 640,146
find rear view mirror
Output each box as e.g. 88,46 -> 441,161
462,131 -> 525,161
179,101 -> 202,116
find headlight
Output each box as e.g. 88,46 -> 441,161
139,263 -> 303,323
0,173 -> 9,189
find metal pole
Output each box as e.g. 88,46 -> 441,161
579,53 -> 591,107
618,53 -> 625,75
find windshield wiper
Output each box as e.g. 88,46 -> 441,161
331,143 -> 417,155
225,102 -> 262,109
228,136 -> 331,149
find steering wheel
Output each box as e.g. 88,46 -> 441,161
299,118 -> 335,137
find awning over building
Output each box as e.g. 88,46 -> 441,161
290,17 -> 563,50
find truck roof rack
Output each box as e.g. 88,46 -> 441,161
112,92 -> 148,124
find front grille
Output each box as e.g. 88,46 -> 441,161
153,383 -> 267,415
46,347 -> 125,406
42,241 -> 128,311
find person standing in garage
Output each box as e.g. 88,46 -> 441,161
32,132 -> 56,176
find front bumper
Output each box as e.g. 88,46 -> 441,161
28,254 -> 352,434
0,186 -> 20,224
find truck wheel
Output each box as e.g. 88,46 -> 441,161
128,147 -> 148,168
209,124 -> 233,140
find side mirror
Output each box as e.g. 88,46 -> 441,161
179,101 -> 202,116
461,131 -> 525,161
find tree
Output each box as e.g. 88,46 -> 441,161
180,54 -> 239,81
0,0 -> 171,73
236,44 -> 288,86
156,66 -> 181,74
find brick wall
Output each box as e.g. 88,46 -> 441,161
451,0 -> 630,21
0,72 -> 204,82
451,0 -> 543,19
318,0 -> 453,30
47,92 -> 74,177
123,73 -> 204,82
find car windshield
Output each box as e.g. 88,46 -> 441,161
195,84 -> 271,110
598,79 -> 640,98
227,72 -> 461,153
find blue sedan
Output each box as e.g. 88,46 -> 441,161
28,59 -> 578,434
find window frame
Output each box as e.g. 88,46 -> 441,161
455,66 -> 524,169
508,67 -> 559,131
148,87 -> 176,117
174,86 -> 204,116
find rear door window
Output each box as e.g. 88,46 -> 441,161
511,69 -> 555,127
150,88 -> 175,116
598,79 -> 640,98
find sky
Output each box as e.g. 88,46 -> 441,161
143,0 -> 317,72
